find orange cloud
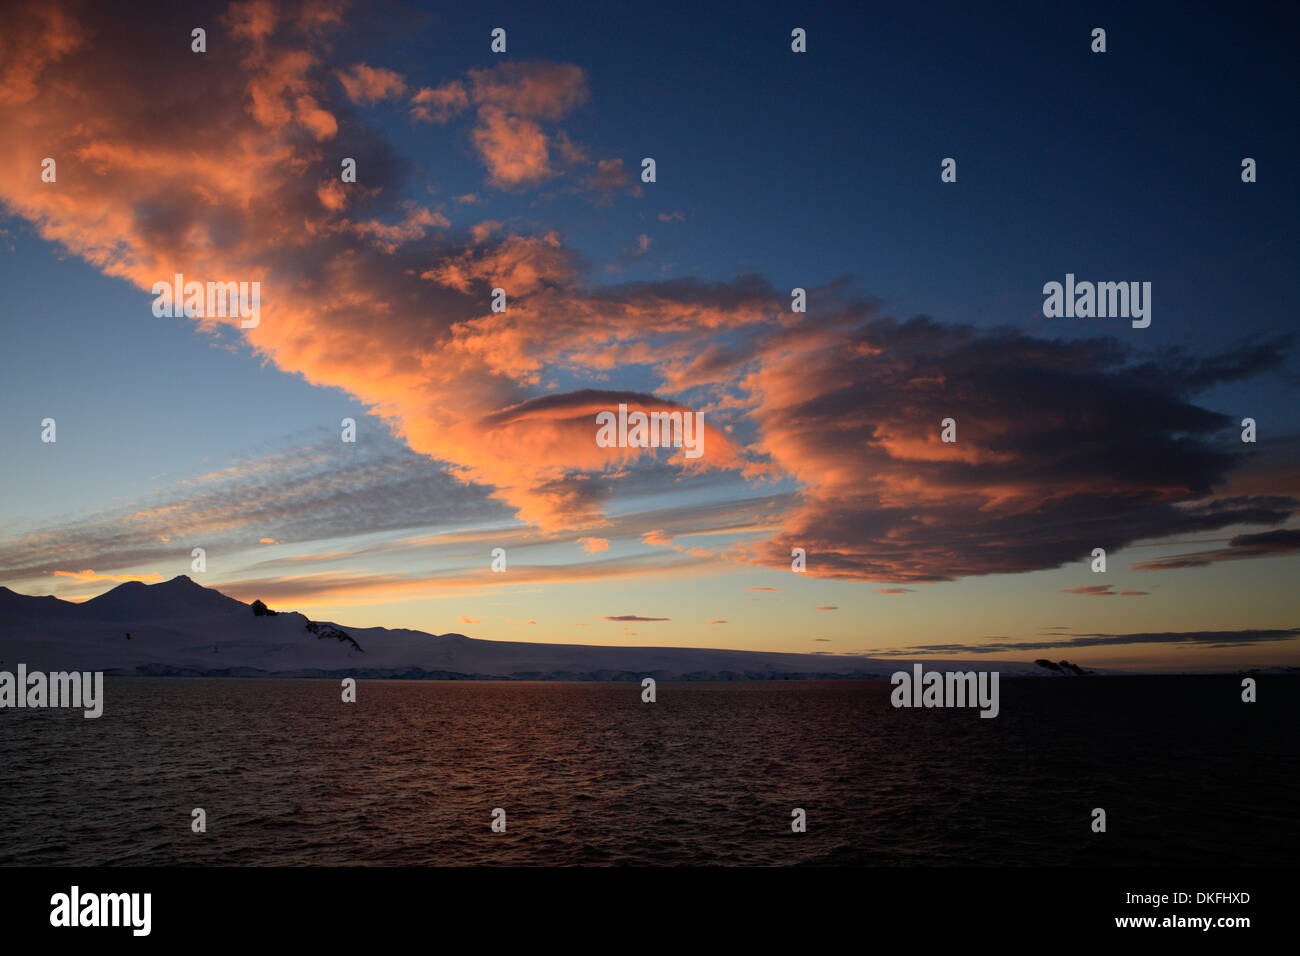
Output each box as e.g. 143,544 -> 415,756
410,81 -> 468,123
0,5 -> 758,536
1061,585 -> 1118,596
471,107 -> 552,187
468,62 -> 587,120
337,62 -> 406,103
410,63 -> 588,187
577,536 -> 609,553
50,569 -> 164,584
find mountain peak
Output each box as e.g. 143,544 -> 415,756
158,574 -> 201,588
80,575 -> 247,620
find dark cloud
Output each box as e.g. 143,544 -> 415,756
741,312 -> 1297,582
1133,528 -> 1300,571
882,628 -> 1300,655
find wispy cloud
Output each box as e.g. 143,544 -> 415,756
49,569 -> 164,584
1132,528 -> 1300,571
876,628 -> 1300,655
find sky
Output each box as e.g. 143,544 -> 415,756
1,0 -> 1297,671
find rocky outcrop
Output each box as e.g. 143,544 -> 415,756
305,619 -> 363,653
1035,658 -> 1090,675
250,599 -> 278,617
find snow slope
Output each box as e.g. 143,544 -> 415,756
0,575 -> 1048,679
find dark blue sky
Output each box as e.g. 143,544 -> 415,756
351,0 -> 1300,412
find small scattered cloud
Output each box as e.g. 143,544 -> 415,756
602,614 -> 669,622
409,81 -> 469,123
338,63 -> 407,104
470,220 -> 502,243
584,157 -> 640,202
1060,584 -> 1150,597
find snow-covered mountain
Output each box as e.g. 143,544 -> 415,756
0,575 -> 1048,679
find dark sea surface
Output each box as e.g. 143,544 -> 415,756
1,676 -> 1295,866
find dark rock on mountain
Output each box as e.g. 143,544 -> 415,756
1036,658 -> 1090,675
305,619 -> 363,653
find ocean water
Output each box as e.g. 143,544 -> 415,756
0,676 -> 1295,866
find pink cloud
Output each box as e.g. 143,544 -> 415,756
338,63 -> 406,104
1061,585 -> 1117,596
410,81 -> 469,123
